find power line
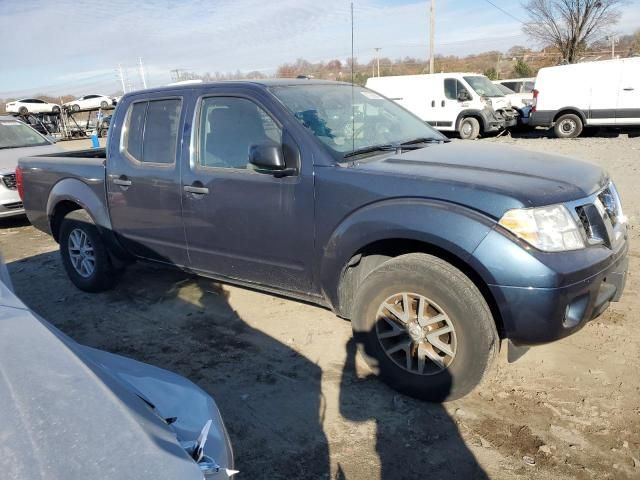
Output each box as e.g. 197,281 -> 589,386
481,0 -> 526,24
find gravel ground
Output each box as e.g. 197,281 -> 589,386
2,133 -> 639,479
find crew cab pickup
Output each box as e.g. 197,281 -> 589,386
18,80 -> 629,401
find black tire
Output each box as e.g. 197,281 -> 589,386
59,210 -> 121,292
459,117 -> 480,140
100,100 -> 108,109
72,104 -> 80,112
351,253 -> 498,402
51,106 -> 60,114
554,113 -> 583,138
18,106 -> 28,115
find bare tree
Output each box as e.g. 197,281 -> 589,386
522,0 -> 624,63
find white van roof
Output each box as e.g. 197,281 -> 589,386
538,56 -> 639,75
367,73 -> 484,82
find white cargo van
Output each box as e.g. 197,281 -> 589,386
530,57 -> 640,138
366,73 -> 518,140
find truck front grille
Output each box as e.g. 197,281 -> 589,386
574,183 -> 624,249
1,173 -> 17,190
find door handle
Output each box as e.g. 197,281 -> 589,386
441,100 -> 446,107
184,184 -> 209,195
113,176 -> 132,187
623,87 -> 635,91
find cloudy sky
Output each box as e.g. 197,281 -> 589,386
1,0 -> 639,97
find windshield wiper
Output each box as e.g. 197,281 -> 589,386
343,137 -> 449,159
343,144 -> 400,159
400,137 -> 450,146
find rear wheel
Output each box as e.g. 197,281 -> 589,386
554,113 -> 583,138
459,117 -> 480,140
351,253 -> 498,401
18,106 -> 28,115
51,106 -> 60,114
59,210 -> 122,292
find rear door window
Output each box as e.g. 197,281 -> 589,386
122,98 -> 182,164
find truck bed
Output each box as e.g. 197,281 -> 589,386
19,148 -> 108,235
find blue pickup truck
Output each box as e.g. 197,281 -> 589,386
17,80 -> 628,401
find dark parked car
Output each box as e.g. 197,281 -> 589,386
0,259 -> 235,479
17,80 -> 628,401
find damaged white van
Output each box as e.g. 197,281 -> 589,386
366,73 -> 518,140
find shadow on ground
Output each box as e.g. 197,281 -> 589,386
8,248 -> 486,479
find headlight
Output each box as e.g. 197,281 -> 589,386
499,204 -> 585,252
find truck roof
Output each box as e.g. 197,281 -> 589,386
123,78 -> 348,97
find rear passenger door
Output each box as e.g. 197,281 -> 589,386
106,93 -> 188,266
180,88 -> 315,292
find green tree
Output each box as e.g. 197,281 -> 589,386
483,67 -> 498,80
512,59 -> 533,78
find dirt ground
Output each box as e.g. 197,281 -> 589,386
2,132 -> 639,479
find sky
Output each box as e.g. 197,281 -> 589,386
1,0 -> 639,97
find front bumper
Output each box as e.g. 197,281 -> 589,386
0,183 -> 24,218
488,240 -> 628,346
481,108 -> 518,132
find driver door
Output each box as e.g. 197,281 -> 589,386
181,89 -> 315,293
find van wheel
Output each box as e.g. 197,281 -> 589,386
459,117 -> 480,140
351,253 -> 498,402
59,210 -> 122,292
554,114 -> 583,138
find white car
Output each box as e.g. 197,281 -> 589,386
63,94 -> 113,112
494,82 -> 533,107
495,78 -> 535,94
5,98 -> 61,115
0,115 -> 61,218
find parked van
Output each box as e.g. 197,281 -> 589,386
366,73 -> 518,140
530,58 -> 640,138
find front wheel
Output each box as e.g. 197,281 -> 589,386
458,117 -> 480,140
100,100 -> 108,109
59,210 -> 122,292
72,104 -> 80,112
554,113 -> 583,138
351,253 -> 498,401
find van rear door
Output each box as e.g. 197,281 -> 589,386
617,59 -> 640,126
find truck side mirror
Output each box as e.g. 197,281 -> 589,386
249,144 -> 296,177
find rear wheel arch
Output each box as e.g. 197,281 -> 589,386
336,238 -> 505,338
50,200 -> 85,242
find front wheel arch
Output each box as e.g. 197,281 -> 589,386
336,238 -> 505,339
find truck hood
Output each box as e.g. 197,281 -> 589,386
0,144 -> 61,174
351,141 -> 609,218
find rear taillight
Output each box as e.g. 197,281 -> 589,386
15,166 -> 24,200
532,89 -> 539,112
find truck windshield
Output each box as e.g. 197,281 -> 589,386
463,76 -> 505,98
270,84 -> 445,159
0,120 -> 50,149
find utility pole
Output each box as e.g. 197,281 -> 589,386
138,57 -> 147,89
429,0 -> 435,74
116,64 -> 127,94
374,47 -> 382,77
610,36 -> 617,59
